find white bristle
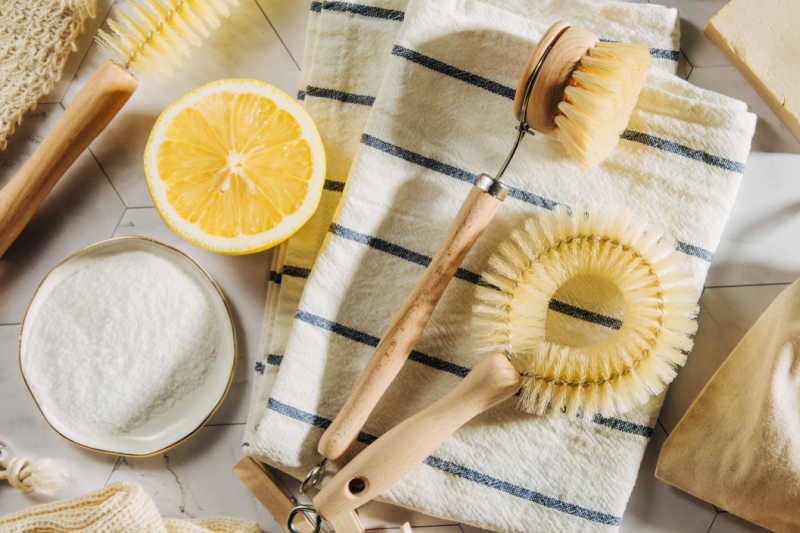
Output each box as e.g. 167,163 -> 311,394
471,206 -> 698,418
553,41 -> 651,169
96,0 -> 240,76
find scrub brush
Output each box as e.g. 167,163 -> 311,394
0,0 -> 239,257
293,207 -> 697,533
316,21 -> 656,462
513,21 -> 651,169
473,205 -> 699,417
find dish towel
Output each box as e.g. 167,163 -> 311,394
246,1 -> 757,532
0,481 -> 259,533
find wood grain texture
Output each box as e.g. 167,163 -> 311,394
317,184 -> 503,461
313,353 -> 521,526
513,21 -> 597,133
0,60 -> 137,257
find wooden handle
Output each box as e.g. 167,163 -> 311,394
0,60 -> 137,257
313,353 -> 521,524
513,21 -> 597,133
318,183 -> 504,461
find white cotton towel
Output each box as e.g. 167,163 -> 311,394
246,1 -> 756,532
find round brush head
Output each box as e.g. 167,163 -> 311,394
514,22 -> 651,169
472,206 -> 698,417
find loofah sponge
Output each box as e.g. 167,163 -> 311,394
473,206 -> 698,417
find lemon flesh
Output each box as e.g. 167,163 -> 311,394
145,79 -> 325,254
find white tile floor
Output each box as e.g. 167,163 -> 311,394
1,1 -> 797,532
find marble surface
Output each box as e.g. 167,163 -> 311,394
1,1 -> 798,532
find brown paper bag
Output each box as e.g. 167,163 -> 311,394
656,281 -> 800,532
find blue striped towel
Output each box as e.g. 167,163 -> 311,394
245,1 -> 756,531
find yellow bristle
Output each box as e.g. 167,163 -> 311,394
471,206 -> 698,418
97,0 -> 240,75
553,41 -> 651,169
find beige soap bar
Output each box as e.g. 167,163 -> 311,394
705,0 -> 800,144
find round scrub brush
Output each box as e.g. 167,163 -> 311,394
316,21 -> 655,464
513,21 -> 651,168
0,0 -> 239,257
474,205 -> 698,417
290,207 -> 697,533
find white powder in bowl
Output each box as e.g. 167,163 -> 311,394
23,249 -> 220,435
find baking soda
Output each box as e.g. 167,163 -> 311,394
23,250 -> 220,435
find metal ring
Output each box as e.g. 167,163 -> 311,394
288,504 -> 322,533
300,458 -> 327,494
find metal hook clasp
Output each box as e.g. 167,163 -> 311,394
300,458 -> 327,494
288,504 -> 322,533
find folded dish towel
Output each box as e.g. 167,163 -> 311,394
0,481 -> 259,533
246,0 -> 756,531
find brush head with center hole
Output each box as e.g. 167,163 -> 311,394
514,22 -> 651,168
472,206 -> 698,417
96,0 -> 240,77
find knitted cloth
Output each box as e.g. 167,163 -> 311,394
246,1 -> 757,532
0,481 -> 259,533
0,0 -> 95,150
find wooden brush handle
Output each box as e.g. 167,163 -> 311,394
313,353 -> 521,526
317,180 -> 505,461
0,60 -> 137,257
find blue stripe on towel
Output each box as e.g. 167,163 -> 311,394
306,86 -> 376,106
269,271 -> 282,285
325,224 -> 626,329
592,414 -> 654,437
310,1 -> 321,12
293,308 -> 653,437
390,45 -> 745,176
297,89 -> 306,101
620,130 -> 745,174
391,45 -> 517,99
360,133 -> 558,210
324,179 -> 346,191
295,309 -> 471,377
329,223 -> 496,288
360,133 -> 715,262
266,397 -> 622,525
267,353 -> 284,366
321,1 -> 404,20
283,265 -> 311,279
548,300 -> 622,330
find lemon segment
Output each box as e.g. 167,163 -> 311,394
144,79 -> 325,254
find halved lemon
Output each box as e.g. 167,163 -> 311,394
144,79 -> 325,254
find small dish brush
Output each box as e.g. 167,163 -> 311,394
316,20 -> 655,463
290,206 -> 696,533
0,0 -> 238,257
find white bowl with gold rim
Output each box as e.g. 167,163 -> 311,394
18,236 -> 237,457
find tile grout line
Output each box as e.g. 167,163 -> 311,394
0,322 -> 21,327
251,0 -> 301,71
110,206 -> 128,237
205,422 -> 246,427
705,509 -> 720,533
103,456 -> 122,487
87,144 -> 128,209
705,281 -> 792,290
657,418 -> 670,436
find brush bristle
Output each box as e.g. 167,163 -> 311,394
472,205 -> 698,418
96,0 -> 239,76
554,42 -> 651,169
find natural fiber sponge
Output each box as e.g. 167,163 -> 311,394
705,0 -> 800,144
22,249 -> 219,435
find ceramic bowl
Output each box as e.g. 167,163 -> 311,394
18,236 -> 237,457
